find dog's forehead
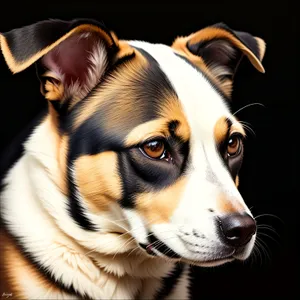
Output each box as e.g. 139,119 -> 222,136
129,41 -> 232,139
71,40 -> 235,154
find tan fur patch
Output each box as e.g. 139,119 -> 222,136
0,230 -> 62,298
214,116 -> 246,145
125,119 -> 171,146
115,40 -> 135,61
0,24 -> 115,74
214,117 -> 229,144
136,177 -> 187,224
72,48 -> 147,131
255,37 -> 266,61
124,97 -> 190,147
217,193 -> 244,213
235,175 -> 240,187
75,151 -> 121,212
42,73 -> 65,101
56,134 -> 69,194
43,109 -> 68,195
158,95 -> 191,141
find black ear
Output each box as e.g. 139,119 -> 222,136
172,22 -> 266,96
0,19 -> 128,104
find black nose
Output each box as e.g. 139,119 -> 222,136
218,213 -> 256,247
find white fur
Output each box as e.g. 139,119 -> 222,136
127,41 -> 255,264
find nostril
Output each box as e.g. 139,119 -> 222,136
226,227 -> 243,239
218,213 -> 256,247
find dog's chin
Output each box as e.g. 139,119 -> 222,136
183,257 -> 235,267
139,244 -> 235,267
182,247 -> 254,267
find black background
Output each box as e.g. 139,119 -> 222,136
0,1 -> 298,298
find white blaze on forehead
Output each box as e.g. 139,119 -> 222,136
129,41 -> 230,141
128,41 -> 248,212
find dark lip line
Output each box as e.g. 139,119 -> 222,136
182,255 -> 234,266
148,234 -> 182,259
140,232 -> 236,263
198,249 -> 236,263
138,233 -> 182,259
141,241 -> 235,264
201,255 -> 234,263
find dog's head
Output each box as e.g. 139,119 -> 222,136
0,19 -> 265,266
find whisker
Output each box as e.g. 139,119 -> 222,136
249,244 -> 259,267
127,245 -> 141,257
254,240 -> 265,267
257,232 -> 280,245
112,236 -> 136,259
115,227 -> 175,258
233,102 -> 265,116
84,233 -> 133,256
255,236 -> 272,265
239,122 -> 256,137
255,213 -> 284,224
252,243 -> 263,267
257,225 -> 280,237
85,215 -> 163,256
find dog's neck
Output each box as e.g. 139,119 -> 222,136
2,115 -> 175,298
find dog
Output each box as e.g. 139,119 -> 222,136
0,18 -> 266,299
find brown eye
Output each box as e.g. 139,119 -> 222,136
142,140 -> 165,159
227,134 -> 242,156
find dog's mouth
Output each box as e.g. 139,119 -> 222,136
138,233 -> 235,266
139,234 -> 181,259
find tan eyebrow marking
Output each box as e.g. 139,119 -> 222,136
214,116 -> 230,144
214,116 -> 245,145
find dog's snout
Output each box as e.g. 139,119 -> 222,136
218,213 -> 256,247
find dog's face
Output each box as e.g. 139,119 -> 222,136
1,19 -> 265,266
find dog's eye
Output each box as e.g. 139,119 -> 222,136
227,134 -> 243,157
142,140 -> 165,159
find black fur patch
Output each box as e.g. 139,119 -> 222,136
154,263 -> 186,300
185,23 -> 261,80
2,19 -> 116,64
212,23 -> 260,59
0,109 -> 47,192
66,163 -> 98,231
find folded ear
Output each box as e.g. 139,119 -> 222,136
0,19 -> 131,106
172,22 -> 266,96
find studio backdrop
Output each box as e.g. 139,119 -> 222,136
0,1 -> 297,298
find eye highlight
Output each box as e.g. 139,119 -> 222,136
142,139 -> 166,159
227,133 -> 243,157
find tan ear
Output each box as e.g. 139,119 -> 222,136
172,22 -> 266,97
0,19 -> 132,108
